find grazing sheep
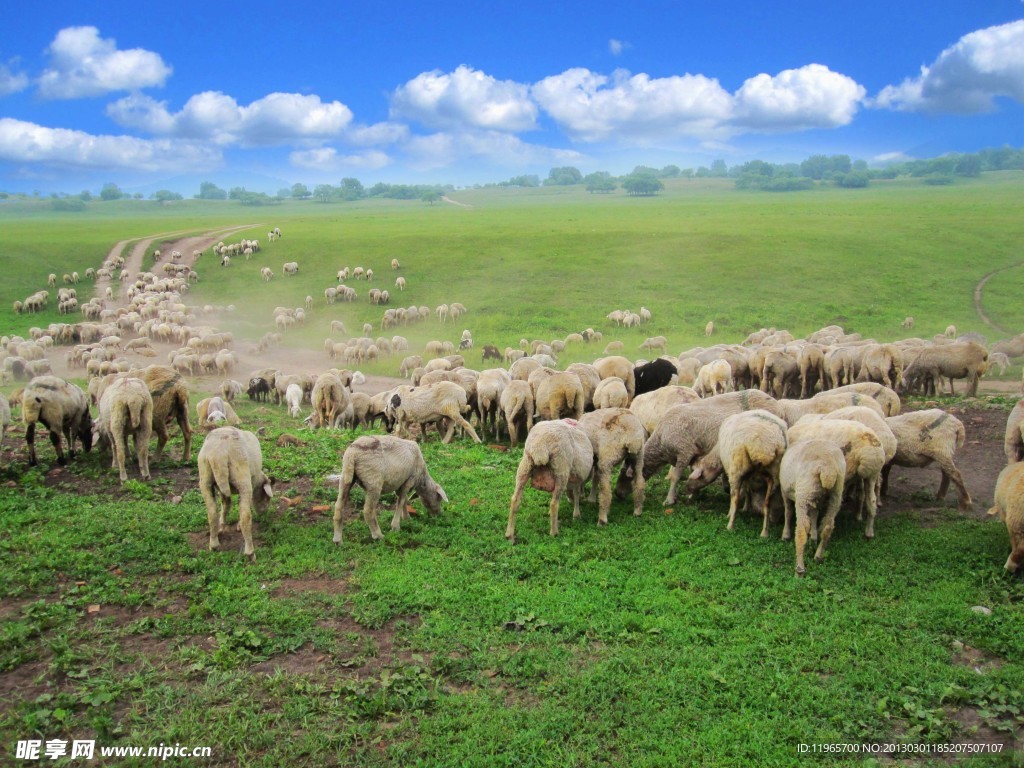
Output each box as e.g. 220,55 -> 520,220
633,357 -> 677,398
198,427 -> 274,560
283,261 -> 299,276
685,409 -> 789,536
603,341 -> 624,354
780,391 -> 885,426
22,376 -> 94,466
593,356 -> 636,404
629,386 -> 701,435
779,439 -> 847,576
642,390 -> 785,506
196,396 -> 240,428
694,360 -> 733,398
331,435 -> 448,543
945,324 -> 957,338
395,276 -> 406,291
534,372 -> 585,421
476,368 -> 511,441
387,381 -> 481,444
640,336 -> 668,354
95,377 -> 153,483
285,383 -> 303,418
261,267 -> 274,281
220,379 -> 243,403
391,258 -> 401,270
247,376 -> 271,402
988,462 -> 1024,572
902,341 -> 988,397
902,316 -> 915,330
705,321 -> 715,337
496,380 -> 533,447
817,383 -> 901,417
593,376 -> 630,410
506,420 -> 595,541
578,408 -> 647,525
311,373 -> 351,429
1005,400 -> 1024,464
139,366 -> 193,462
0,393 -> 9,450
881,409 -> 971,510
787,418 -> 886,539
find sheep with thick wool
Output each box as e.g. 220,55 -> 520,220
693,360 -> 733,398
311,373 -> 351,430
684,409 -> 789,536
139,365 -> 192,461
881,409 -> 971,510
593,355 -> 636,403
779,439 -> 847,576
196,396 -> 240,428
787,418 -> 886,539
331,434 -> 448,543
499,379 -> 535,447
386,381 -> 480,444
476,368 -> 510,441
534,371 -> 585,422
506,419 -> 594,541
642,390 -> 784,506
593,376 -> 630,410
578,408 -> 647,525
198,427 -> 274,560
779,391 -> 885,427
22,375 -> 93,466
628,386 -> 701,435
818,382 -> 901,417
988,462 -> 1024,572
95,377 -> 153,483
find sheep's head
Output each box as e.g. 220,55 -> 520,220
254,474 -> 275,513
683,451 -> 722,494
416,475 -> 448,515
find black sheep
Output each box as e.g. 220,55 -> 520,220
633,357 -> 677,397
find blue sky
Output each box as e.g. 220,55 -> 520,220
2,1 -> 1023,194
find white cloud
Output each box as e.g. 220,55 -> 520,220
872,151 -> 914,165
532,68 -> 734,142
0,117 -> 220,171
874,19 -> 1024,113
733,64 -> 865,129
390,65 -> 538,132
289,147 -> 391,171
107,91 -> 353,146
346,121 -> 410,146
0,61 -> 28,97
609,39 -> 626,56
401,129 -> 583,172
37,26 -> 171,99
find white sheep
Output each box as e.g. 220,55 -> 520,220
391,258 -> 401,270
535,372 -> 585,421
988,462 -> 1024,572
882,409 -> 970,510
628,385 -> 701,435
95,377 -> 153,483
330,435 -> 448,543
0,392 -> 10,450
593,376 -> 630,410
220,379 -> 243,403
395,276 -> 407,291
22,376 -> 94,466
311,373 -> 351,429
506,419 -> 595,541
386,381 -> 481,444
779,439 -> 847,576
282,262 -> 299,276
705,321 -> 715,337
693,360 -> 733,398
261,267 -> 274,281
285,383 -> 303,418
196,396 -> 240,428
499,379 -> 535,447
578,408 -> 647,525
198,427 -> 274,560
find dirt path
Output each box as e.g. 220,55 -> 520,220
973,262 -> 1022,335
441,196 -> 472,209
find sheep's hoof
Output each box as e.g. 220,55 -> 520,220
795,568 -> 806,578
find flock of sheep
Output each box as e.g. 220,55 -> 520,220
2,226 -> 1023,579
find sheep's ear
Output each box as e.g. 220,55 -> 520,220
436,484 -> 449,504
986,505 -> 999,517
264,476 -> 276,498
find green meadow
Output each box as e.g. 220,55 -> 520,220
1,175 -> 1023,766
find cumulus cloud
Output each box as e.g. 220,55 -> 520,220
532,68 -> 734,142
733,64 -> 865,129
0,117 -> 220,171
390,65 -> 538,132
37,26 -> 171,99
0,61 -> 28,97
107,91 -> 353,146
289,147 -> 391,171
401,129 -> 583,172
874,19 -> 1024,113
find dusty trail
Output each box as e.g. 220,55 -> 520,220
973,262 -> 1022,335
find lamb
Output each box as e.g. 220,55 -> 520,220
387,381 -> 481,444
881,409 -> 971,510
684,409 -> 789,536
391,258 -> 401,270
95,377 -> 153,483
506,419 -> 595,541
901,316 -> 915,330
642,390 -> 785,505
988,462 -> 1024,572
779,439 -> 847,576
198,427 -> 274,560
282,261 -> 299,276
534,371 -> 585,421
285,383 -> 304,418
633,357 -> 677,397
592,376 -> 629,410
220,379 -> 243,403
196,396 -> 240,428
330,435 -> 448,543
705,321 -> 715,337
261,267 -> 274,281
395,276 -> 406,291
693,360 -> 733,398
578,408 -> 647,525
787,418 -> 886,539
499,379 -> 535,447
22,375 -> 94,466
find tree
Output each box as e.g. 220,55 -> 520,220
314,184 -> 336,203
504,174 -> 540,187
660,165 -> 681,178
339,177 -> 364,201
100,182 -> 123,201
709,159 -> 728,177
622,175 -> 664,196
291,183 -> 311,199
544,166 -> 583,186
151,190 -> 183,203
584,172 -> 617,194
78,190 -> 92,202
196,181 -> 227,200
422,190 -> 442,205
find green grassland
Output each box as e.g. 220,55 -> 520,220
1,176 -> 1023,766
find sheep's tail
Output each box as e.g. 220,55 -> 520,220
127,398 -> 145,431
818,462 -> 842,493
209,456 -> 234,500
954,418 -> 966,451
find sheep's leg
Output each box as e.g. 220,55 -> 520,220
1005,531 -> 1024,572
760,475 -> 775,538
596,466 -> 612,526
936,458 -> 972,510
880,464 -> 893,498
862,477 -> 878,539
781,493 -> 794,541
201,483 -> 221,551
815,482 -> 844,561
49,429 -> 66,466
332,480 -> 352,544
726,477 -> 742,531
113,426 -> 130,482
451,413 -> 481,444
362,488 -> 385,541
627,455 -> 646,516
26,423 -> 38,466
663,460 -> 686,506
391,481 -> 414,531
136,430 -> 150,480
235,488 -> 255,560
549,479 -> 567,537
153,422 -> 168,460
506,460 -> 531,542
794,508 -> 811,577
